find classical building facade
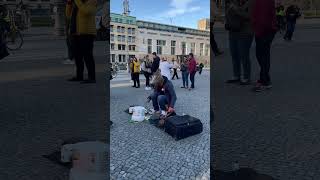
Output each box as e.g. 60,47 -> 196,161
136,20 -> 210,63
110,13 -> 210,65
110,13 -> 138,64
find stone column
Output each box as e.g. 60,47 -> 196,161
53,0 -> 65,36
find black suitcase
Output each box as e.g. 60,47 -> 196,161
164,115 -> 203,140
149,112 -> 176,126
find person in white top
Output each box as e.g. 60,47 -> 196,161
159,57 -> 173,80
171,58 -> 180,80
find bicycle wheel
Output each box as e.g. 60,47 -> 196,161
6,30 -> 23,50
112,71 -> 117,79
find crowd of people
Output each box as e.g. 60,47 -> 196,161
127,52 -> 204,91
224,0 -> 302,92
124,52 -> 204,116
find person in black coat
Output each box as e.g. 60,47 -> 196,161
151,52 -> 160,74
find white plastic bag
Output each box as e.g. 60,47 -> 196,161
131,106 -> 146,122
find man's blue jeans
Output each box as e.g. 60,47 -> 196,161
182,71 -> 189,87
285,21 -> 296,40
151,92 -> 168,111
229,33 -> 254,80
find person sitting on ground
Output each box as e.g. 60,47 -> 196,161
159,57 -> 173,80
148,71 -> 177,116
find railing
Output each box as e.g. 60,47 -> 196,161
303,10 -> 320,18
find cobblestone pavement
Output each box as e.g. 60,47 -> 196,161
212,24 -> 320,179
0,36 -> 107,180
110,71 -> 210,179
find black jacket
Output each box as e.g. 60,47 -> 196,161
161,76 -> 177,108
151,56 -> 160,73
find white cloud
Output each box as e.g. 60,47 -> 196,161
160,0 -> 201,18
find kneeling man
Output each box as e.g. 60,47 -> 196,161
148,74 -> 177,116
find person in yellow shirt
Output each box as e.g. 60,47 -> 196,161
132,57 -> 141,88
66,0 -> 97,83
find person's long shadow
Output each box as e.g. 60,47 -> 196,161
213,168 -> 278,180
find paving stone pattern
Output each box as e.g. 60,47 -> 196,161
0,38 -> 107,180
212,24 -> 320,180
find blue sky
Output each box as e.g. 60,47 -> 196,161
111,0 -> 210,29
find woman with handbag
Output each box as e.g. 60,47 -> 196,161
142,55 -> 152,90
225,0 -> 254,85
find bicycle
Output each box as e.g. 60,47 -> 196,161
111,64 -> 119,79
4,9 -> 24,51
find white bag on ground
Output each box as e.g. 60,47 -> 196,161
131,106 -> 146,122
61,141 -> 107,180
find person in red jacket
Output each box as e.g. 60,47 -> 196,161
188,53 -> 197,90
252,0 -> 277,92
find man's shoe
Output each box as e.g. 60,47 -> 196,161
62,59 -> 74,65
240,80 -> 251,85
81,79 -> 96,84
252,82 -> 272,92
68,77 -> 83,82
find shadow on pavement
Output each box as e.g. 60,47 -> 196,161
214,168 -> 278,180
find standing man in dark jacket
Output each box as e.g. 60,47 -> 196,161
151,52 -> 160,74
252,0 -> 277,92
284,5 -> 301,41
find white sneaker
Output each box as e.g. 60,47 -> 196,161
145,87 -> 148,90
63,59 -> 74,65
